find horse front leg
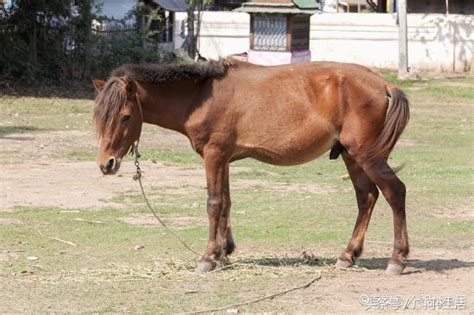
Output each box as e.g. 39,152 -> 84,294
196,148 -> 228,273
217,164 -> 236,263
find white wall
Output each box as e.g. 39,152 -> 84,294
310,13 -> 473,72
175,12 -> 474,72
174,12 -> 250,58
198,12 -> 250,58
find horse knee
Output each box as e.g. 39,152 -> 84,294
207,194 -> 223,215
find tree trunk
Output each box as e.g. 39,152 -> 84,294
377,0 -> 387,12
398,0 -> 408,78
79,0 -> 93,79
470,54 -> 474,74
30,21 -> 37,66
187,0 -> 196,59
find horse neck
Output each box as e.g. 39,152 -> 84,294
137,80 -> 203,135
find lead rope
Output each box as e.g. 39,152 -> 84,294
131,95 -> 202,257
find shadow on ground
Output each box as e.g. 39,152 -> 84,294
234,256 -> 474,273
236,256 -> 336,267
358,257 -> 474,272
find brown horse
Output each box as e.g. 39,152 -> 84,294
92,59 -> 410,275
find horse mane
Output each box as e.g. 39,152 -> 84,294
111,58 -> 234,83
93,59 -> 235,137
93,77 -> 129,138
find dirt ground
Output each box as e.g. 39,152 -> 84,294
0,249 -> 472,313
1,130 -> 473,313
0,130 -> 341,211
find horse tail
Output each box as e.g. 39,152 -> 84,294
367,86 -> 410,161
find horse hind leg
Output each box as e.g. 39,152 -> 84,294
336,84 -> 409,274
336,153 -> 379,268
360,159 -> 409,275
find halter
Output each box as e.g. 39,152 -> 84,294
130,93 -> 144,180
119,75 -> 143,179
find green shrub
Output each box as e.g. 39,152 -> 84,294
0,0 -> 179,85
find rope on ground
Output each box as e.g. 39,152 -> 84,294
36,229 -> 78,247
135,168 -> 202,257
187,272 -> 322,314
131,98 -> 202,258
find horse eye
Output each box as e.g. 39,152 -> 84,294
121,115 -> 131,123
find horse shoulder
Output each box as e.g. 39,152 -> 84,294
184,92 -> 237,157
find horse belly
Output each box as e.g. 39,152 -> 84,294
233,85 -> 339,166
238,125 -> 337,166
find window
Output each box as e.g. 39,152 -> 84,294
291,15 -> 310,51
252,14 -> 287,51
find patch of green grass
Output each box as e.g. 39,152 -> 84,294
142,148 -> 202,166
233,156 -> 347,186
0,96 -> 92,114
62,147 -> 202,164
0,206 -> 206,274
0,125 -> 44,136
63,149 -> 96,161
420,85 -> 474,99
0,96 -> 93,131
380,71 -> 419,88
381,71 -> 474,100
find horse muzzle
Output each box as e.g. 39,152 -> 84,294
99,156 -> 121,175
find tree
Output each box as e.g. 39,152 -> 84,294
0,0 -> 84,82
0,0 -> 172,84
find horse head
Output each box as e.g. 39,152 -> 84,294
92,76 -> 143,175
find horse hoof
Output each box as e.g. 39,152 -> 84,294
218,256 -> 231,266
335,258 -> 353,269
385,262 -> 405,275
196,259 -> 216,273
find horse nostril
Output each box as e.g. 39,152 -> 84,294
105,157 -> 116,172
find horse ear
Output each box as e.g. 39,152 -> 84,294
124,79 -> 137,100
92,79 -> 105,92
